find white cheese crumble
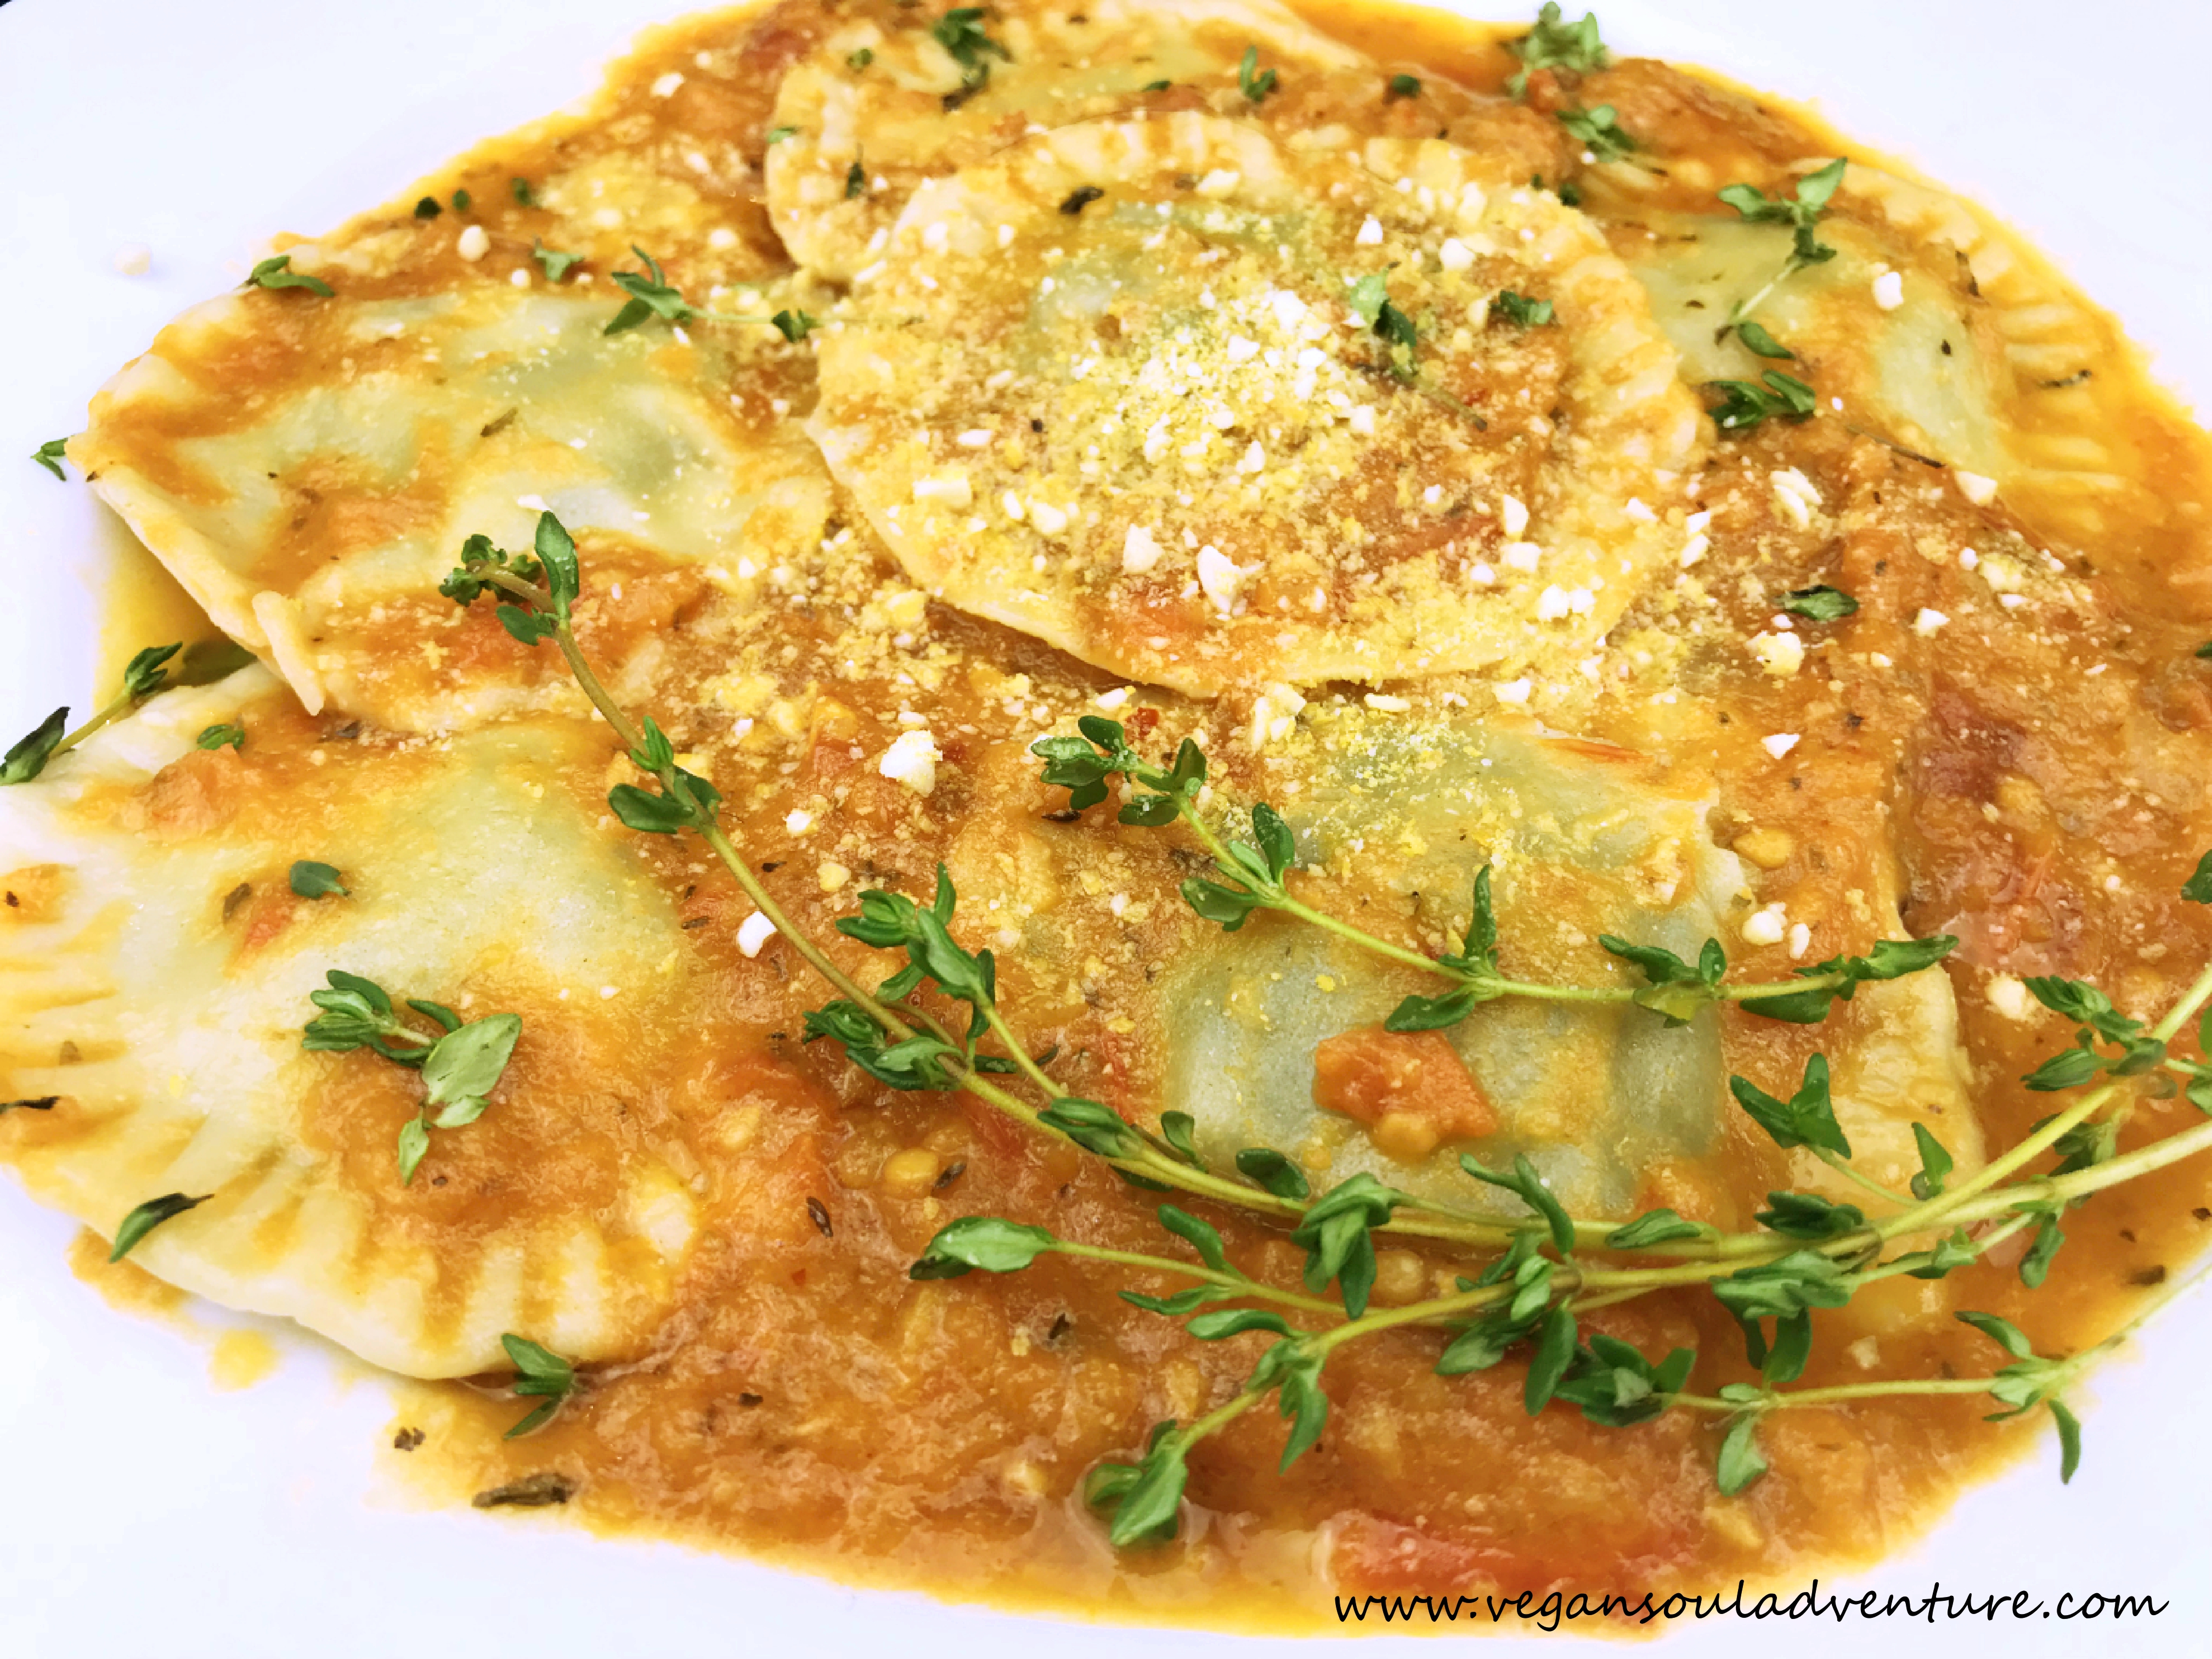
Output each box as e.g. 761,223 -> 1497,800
1197,545 -> 1248,613
912,472 -> 973,508
1749,631 -> 1805,678
736,911 -> 778,957
456,224 -> 490,262
1363,693 -> 1413,712
1871,268 -> 1904,311
1493,677 -> 1532,704
1955,470 -> 1999,506
1787,922 -> 1812,960
1502,540 -> 1542,573
785,809 -> 813,834
1760,732 -> 1801,759
1028,498 -> 1070,535
1095,686 -> 1133,710
1438,237 -> 1474,272
878,729 -> 940,795
1741,904 -> 1788,946
1355,215 -> 1384,245
1915,607 -> 1950,636
1770,467 -> 1821,529
1122,524 -> 1163,573
651,70 -> 686,97
1986,973 -> 2034,1022
1500,494 -> 1530,536
1249,682 -> 1307,748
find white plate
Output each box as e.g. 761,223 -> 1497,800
3,2 -> 2209,1654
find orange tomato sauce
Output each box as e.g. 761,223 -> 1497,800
37,0 -> 2212,1634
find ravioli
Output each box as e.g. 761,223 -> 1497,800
764,0 -> 1367,281
1159,710 -> 1983,1216
74,276 -> 830,733
13,0 -> 2212,1624
811,114 -> 1703,695
1614,156 -> 2182,560
0,669 -> 707,1377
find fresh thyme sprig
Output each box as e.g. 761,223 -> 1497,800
1030,717 -> 1955,1033
1506,3 -> 1609,100
427,510 -> 2212,1538
1559,104 -> 1634,164
1346,268 -> 1419,382
603,246 -> 818,341
1237,46 -> 1279,104
911,1173 -> 2169,1537
1713,159 -> 1847,345
499,1334 -> 580,1437
1706,369 -> 1818,432
932,7 -> 1009,92
109,1193 -> 213,1263
298,969 -> 523,1183
246,254 -> 334,297
4,643 -> 173,784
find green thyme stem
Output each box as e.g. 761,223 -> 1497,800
1673,1260 -> 2209,1417
1172,794 -> 1844,1008
1175,1384 -> 1267,1453
1048,1241 -> 1343,1317
1849,1211 -> 2036,1288
1310,1280 -> 1513,1356
1815,1147 -> 1914,1208
473,565 -> 893,1028
1724,258 -> 1800,336
44,688 -> 140,762
979,1001 -> 1064,1101
1874,1084 -> 2119,1244
2149,958 -> 2212,1044
1672,1378 -> 1995,1413
1928,1112 -> 2212,1231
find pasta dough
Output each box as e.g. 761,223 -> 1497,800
74,280 -> 830,733
811,114 -> 1703,694
0,669 -> 706,1376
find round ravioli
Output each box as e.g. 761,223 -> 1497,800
0,669 -> 716,1378
810,114 -> 1703,695
73,273 -> 832,735
1615,157 -> 2197,584
1151,707 -> 1983,1217
763,0 -> 1366,282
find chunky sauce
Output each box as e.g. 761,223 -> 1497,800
29,0 -> 2212,1632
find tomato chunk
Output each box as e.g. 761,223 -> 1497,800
1311,1024 -> 1497,1161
